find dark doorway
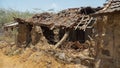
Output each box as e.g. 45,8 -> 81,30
76,29 -> 85,43
41,26 -> 55,44
60,28 -> 85,43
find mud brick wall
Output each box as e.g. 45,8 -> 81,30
17,23 -> 32,47
97,14 -> 120,68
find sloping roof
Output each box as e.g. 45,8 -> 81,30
55,7 -> 103,30
14,7 -> 98,30
105,0 -> 120,13
95,0 -> 120,15
14,12 -> 54,26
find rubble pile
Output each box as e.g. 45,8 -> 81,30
0,39 -> 96,68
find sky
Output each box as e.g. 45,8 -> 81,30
0,0 -> 106,12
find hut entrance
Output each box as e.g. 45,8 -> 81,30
40,26 -> 55,44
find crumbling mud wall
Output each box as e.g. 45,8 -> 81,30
31,25 -> 43,45
106,14 -> 120,68
17,23 -> 48,47
17,22 -> 32,47
95,14 -> 120,68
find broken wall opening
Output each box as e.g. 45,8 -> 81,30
57,27 -> 93,50
40,26 -> 55,44
59,28 -> 89,44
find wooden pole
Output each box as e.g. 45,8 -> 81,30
54,31 -> 69,49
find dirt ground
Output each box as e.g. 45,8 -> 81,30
0,49 -> 78,68
0,41 -> 91,68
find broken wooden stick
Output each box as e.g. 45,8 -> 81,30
54,31 -> 70,49
88,35 -> 93,41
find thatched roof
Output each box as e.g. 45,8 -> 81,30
15,7 -> 100,30
94,0 -> 120,15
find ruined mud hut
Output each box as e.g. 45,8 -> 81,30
14,7 -> 101,48
93,0 -> 120,68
